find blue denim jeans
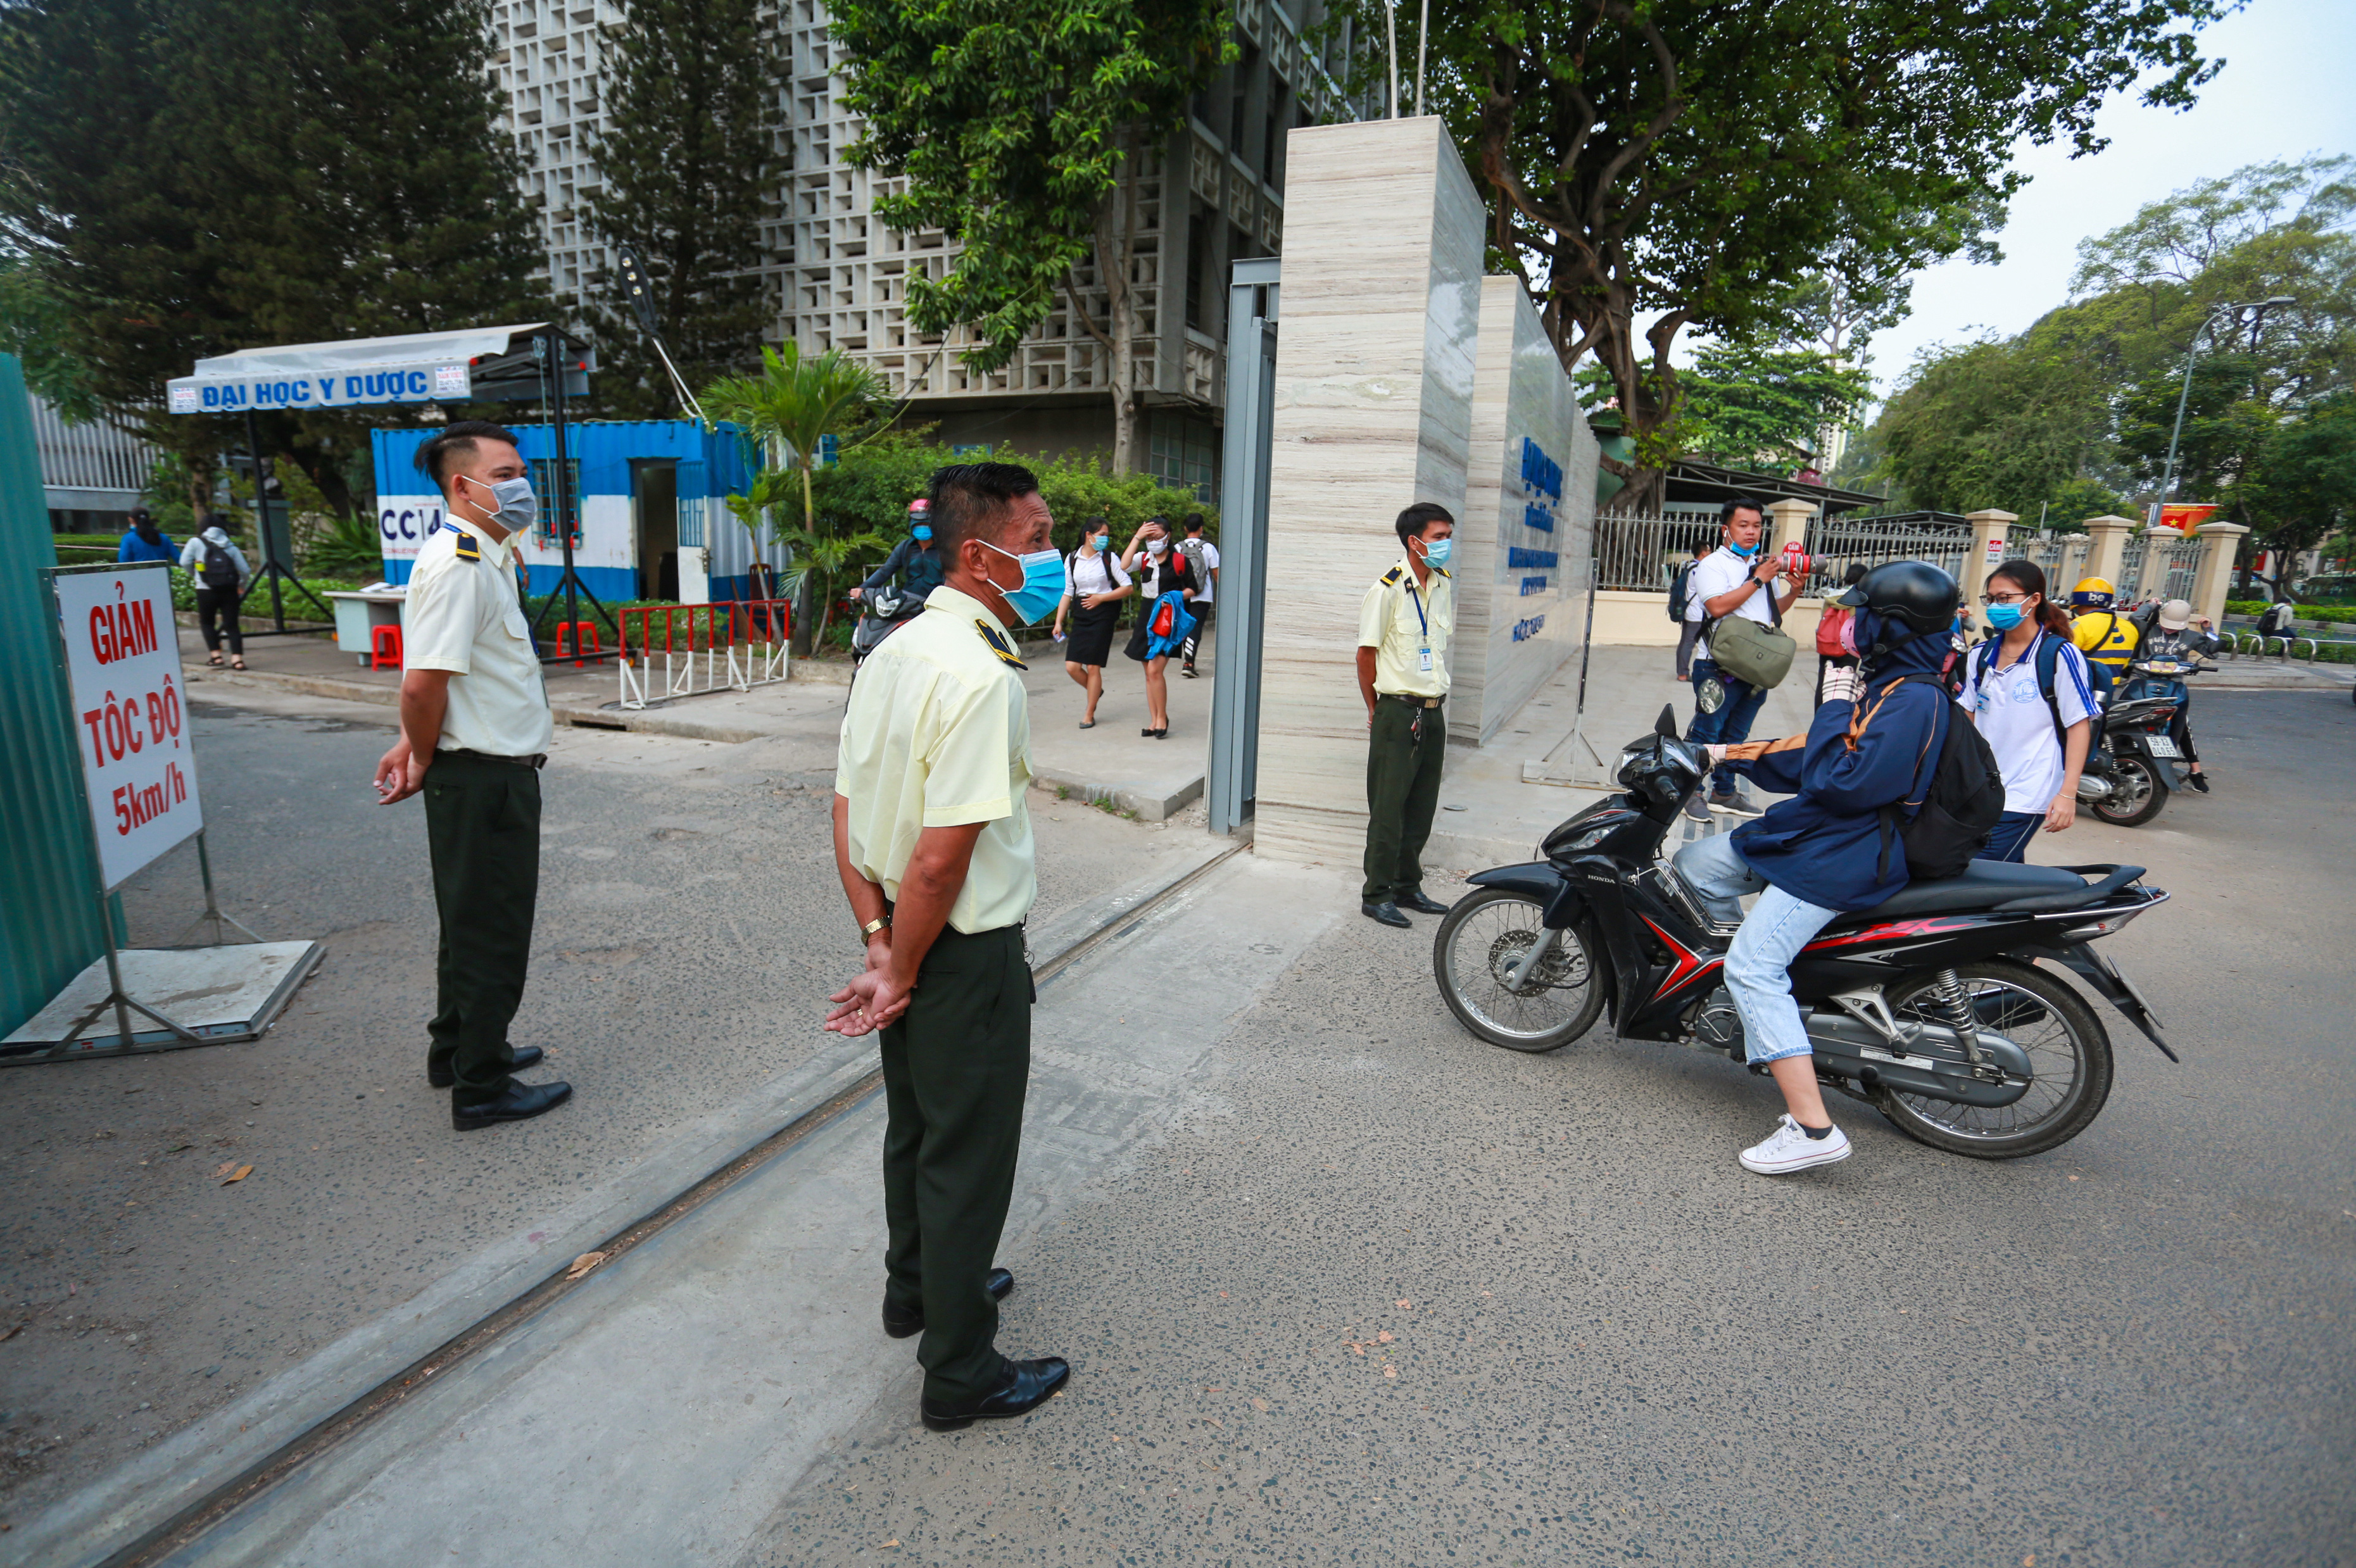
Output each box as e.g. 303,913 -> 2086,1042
1978,810 -> 2043,863
1687,658 -> 1768,758
1673,832 -> 1840,1065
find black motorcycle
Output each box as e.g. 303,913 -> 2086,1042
2081,656 -> 2207,828
850,582 -> 921,675
1433,708 -> 2176,1160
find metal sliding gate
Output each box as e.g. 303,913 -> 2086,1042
1206,257 -> 1280,836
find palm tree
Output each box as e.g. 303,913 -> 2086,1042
703,343 -> 892,651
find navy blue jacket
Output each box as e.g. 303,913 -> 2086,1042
861,537 -> 945,601
1722,628 -> 1951,912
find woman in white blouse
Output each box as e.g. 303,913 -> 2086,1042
1051,518 -> 1133,729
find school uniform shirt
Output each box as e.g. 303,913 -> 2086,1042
1357,557 -> 1454,698
1180,539 -> 1220,602
403,517 -> 554,758
1064,549 -> 1131,599
1956,630 -> 2096,813
1682,545 -> 1777,662
836,582 -> 1037,936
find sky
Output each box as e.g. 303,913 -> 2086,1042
1861,0 -> 2356,399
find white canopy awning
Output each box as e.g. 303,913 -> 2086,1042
166,323 -> 589,415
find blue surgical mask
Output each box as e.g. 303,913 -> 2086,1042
1727,539 -> 1758,558
1092,533 -> 1110,551
1984,601 -> 2025,631
912,525 -> 932,541
1421,536 -> 1454,568
983,539 -> 1066,625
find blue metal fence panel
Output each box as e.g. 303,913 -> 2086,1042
0,355 -> 116,1033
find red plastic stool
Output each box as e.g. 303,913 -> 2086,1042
554,620 -> 601,667
370,624 -> 403,671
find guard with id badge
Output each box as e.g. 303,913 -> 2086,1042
1355,502 -> 1457,928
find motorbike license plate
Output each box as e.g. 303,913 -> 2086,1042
2145,736 -> 2182,758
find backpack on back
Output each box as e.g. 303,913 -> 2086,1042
199,539 -> 239,589
1667,561 -> 1694,622
1870,674 -> 2006,881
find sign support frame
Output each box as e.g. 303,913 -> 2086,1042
236,407 -> 334,636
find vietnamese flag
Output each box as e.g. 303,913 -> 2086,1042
2151,503 -> 2218,536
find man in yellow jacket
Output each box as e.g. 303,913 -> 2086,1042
2069,576 -> 2139,684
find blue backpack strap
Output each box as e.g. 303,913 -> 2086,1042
2032,633 -> 2069,753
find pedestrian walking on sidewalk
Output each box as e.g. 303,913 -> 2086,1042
1357,501 -> 1456,929
826,460 -> 1071,1433
1121,516 -> 1196,737
1959,559 -> 2096,863
180,523 -> 251,670
1051,518 -> 1131,728
117,507 -> 176,564
1178,513 -> 1219,677
372,421 -> 570,1131
1670,544 -> 1708,681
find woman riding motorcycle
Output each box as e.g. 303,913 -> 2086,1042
1673,560 -> 1963,1177
859,499 -> 947,607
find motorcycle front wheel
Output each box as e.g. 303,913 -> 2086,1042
1432,888 -> 1606,1052
2089,751 -> 2166,827
1873,960 -> 2113,1159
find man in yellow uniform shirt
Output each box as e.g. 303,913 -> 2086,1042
2069,575 -> 2139,684
1356,501 -> 1456,927
825,461 -> 1071,1432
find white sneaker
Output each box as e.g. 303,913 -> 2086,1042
1739,1114 -> 1853,1175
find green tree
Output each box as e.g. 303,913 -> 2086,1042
1354,0 -> 2225,510
832,0 -> 1230,472
1673,339 -> 1871,476
0,251 -> 98,420
581,0 -> 783,420
1871,334 -> 2120,517
703,343 -> 892,650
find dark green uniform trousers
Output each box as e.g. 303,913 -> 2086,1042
422,753 -> 541,1110
878,924 -> 1032,1403
1363,695 -> 1447,903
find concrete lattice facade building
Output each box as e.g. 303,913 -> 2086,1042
488,0 -> 1372,503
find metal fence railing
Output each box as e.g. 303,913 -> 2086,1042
2117,534 -> 2204,606
1800,515 -> 1972,597
1594,513 -> 1725,591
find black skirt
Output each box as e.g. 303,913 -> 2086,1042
1065,601 -> 1120,667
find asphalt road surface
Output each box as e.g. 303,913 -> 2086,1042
0,684 -> 1208,1531
746,687 -> 2354,1566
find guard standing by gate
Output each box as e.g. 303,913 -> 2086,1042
373,420 -> 571,1130
1357,502 -> 1457,928
824,461 -> 1071,1432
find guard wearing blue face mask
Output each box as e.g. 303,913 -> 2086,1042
827,461 -> 1071,1433
1355,501 -> 1457,928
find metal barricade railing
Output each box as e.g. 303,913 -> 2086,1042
617,598 -> 793,710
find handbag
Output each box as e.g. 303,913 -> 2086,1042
1705,575 -> 1797,690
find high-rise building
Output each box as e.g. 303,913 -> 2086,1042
489,0 -> 1373,503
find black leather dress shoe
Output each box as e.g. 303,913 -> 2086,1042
429,1044 -> 543,1089
451,1079 -> 572,1131
883,1267 -> 1014,1338
1361,900 -> 1411,929
920,1355 -> 1071,1431
1395,887 -> 1453,915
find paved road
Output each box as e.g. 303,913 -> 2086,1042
0,683 -> 1209,1533
748,689 -> 2353,1565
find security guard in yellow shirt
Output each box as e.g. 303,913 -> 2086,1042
2069,575 -> 2139,684
826,461 -> 1071,1432
1356,501 -> 1456,927
372,421 -> 570,1131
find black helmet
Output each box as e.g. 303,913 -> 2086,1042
1836,560 -> 1960,638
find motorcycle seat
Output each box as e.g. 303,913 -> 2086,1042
1849,860 -> 2088,920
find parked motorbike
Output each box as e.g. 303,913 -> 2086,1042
2079,656 -> 2209,828
849,582 -> 921,674
1433,706 -> 2177,1160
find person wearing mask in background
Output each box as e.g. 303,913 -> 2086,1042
1177,513 -> 1219,678
860,498 -> 948,608
373,421 -> 570,1131
1957,560 -> 2096,863
1121,517 -> 1195,738
2139,598 -> 2217,792
1682,498 -> 1799,819
117,507 -> 176,565
2069,577 -> 2138,691
1051,517 -> 1133,729
1670,544 -> 1710,681
1679,561 -> 1963,1174
179,521 -> 252,670
1813,562 -> 1870,706
826,460 -> 1069,1433
1357,502 -> 1456,929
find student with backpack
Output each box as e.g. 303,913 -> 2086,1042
1957,560 -> 2096,863
1668,544 -> 1709,680
178,523 -> 252,669
1671,560 -> 1992,1176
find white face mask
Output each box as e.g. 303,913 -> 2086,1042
1147,538 -> 1168,556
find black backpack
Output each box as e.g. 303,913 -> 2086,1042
1869,674 -> 2006,881
199,539 -> 239,589
1668,561 -> 1694,622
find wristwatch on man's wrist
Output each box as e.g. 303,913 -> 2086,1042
860,917 -> 890,941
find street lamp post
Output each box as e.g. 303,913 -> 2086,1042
2150,295 -> 2296,531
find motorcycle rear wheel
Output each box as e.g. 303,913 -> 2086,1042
1872,960 -> 2112,1159
2089,752 -> 2166,827
1432,888 -> 1606,1052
